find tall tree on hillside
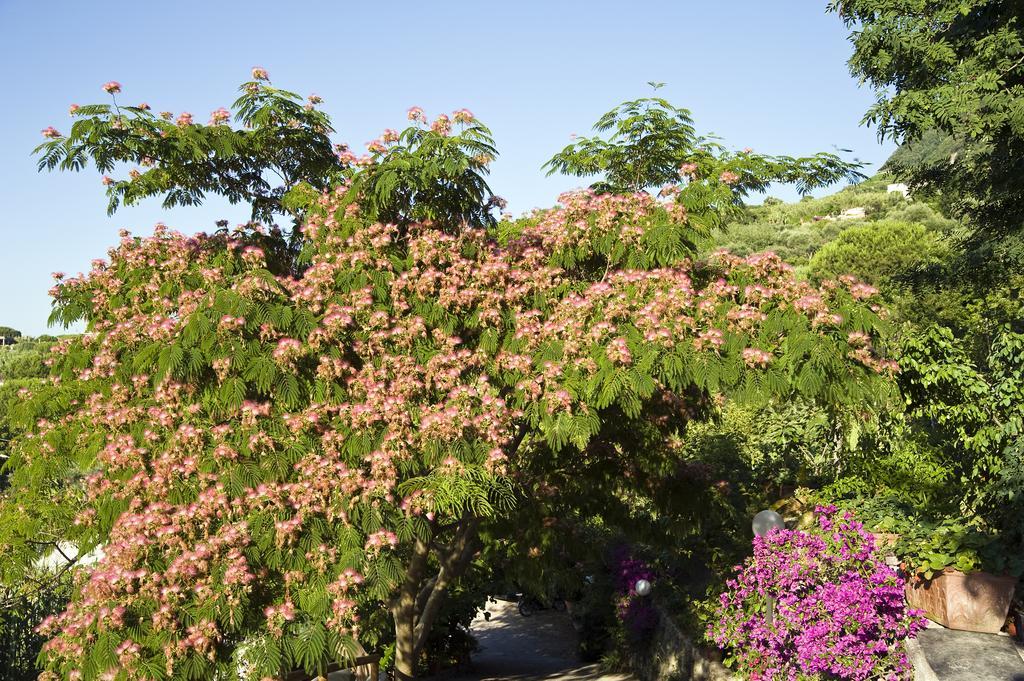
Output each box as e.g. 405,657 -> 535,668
830,0 -> 1024,249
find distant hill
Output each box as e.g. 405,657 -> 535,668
709,173 -> 956,273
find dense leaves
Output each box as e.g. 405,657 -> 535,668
830,0 -> 1024,245
807,220 -> 948,286
3,112 -> 896,679
35,72 -> 340,229
899,324 -> 1024,492
544,95 -> 865,233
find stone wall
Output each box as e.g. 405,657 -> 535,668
624,604 -> 735,681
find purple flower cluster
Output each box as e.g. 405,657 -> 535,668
611,544 -> 657,595
611,545 -> 659,639
708,506 -> 927,680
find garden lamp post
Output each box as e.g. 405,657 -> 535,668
634,578 -> 652,597
752,509 -> 785,627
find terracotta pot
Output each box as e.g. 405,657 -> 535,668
905,569 -> 1017,634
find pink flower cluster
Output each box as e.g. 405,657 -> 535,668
742,347 -> 773,367
679,163 -> 698,177
208,107 -> 230,125
405,107 -> 476,136
364,530 -> 399,554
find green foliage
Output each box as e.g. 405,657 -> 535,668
826,493 -> 1019,580
811,322 -> 1024,582
986,440 -> 1024,562
0,367 -> 77,676
883,199 -> 958,235
35,76 -> 505,253
710,174 -> 956,271
899,324 -> 1024,486
0,379 -> 44,462
807,220 -> 949,287
0,337 -> 58,489
739,175 -> 906,225
0,577 -> 72,681
831,0 -> 1024,244
0,342 -> 50,381
896,517 -> 1013,579
35,76 -> 341,229
543,95 -> 865,232
350,120 -> 498,231
713,219 -> 846,269
545,96 -> 707,193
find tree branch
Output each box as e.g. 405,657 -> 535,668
391,537 -> 431,612
505,421 -> 531,462
412,516 -> 480,654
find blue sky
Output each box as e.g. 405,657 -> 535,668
0,0 -> 891,336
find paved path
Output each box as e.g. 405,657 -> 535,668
911,624 -> 1024,681
435,598 -> 1024,681
441,599 -> 634,681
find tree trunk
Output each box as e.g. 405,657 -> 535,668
392,536 -> 430,680
390,517 -> 480,679
393,616 -> 417,680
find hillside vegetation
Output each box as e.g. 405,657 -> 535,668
711,174 -> 956,277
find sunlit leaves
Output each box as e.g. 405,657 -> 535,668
831,0 -> 1024,243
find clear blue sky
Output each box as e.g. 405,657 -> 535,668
0,0 -> 891,336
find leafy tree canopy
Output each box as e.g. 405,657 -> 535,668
0,350 -> 48,382
830,0 -> 1024,246
807,220 -> 949,287
5,85 -> 898,680
34,74 -> 498,240
543,93 -> 865,232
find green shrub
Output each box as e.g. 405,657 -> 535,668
807,220 -> 948,286
0,578 -> 72,681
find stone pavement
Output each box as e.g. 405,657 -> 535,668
911,623 -> 1024,681
436,598 -> 1024,681
441,599 -> 634,681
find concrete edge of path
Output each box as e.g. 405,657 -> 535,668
907,637 -> 938,681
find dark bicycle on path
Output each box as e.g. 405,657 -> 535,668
516,592 -> 567,617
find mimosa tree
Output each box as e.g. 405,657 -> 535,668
5,74 -> 896,680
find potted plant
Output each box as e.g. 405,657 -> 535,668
898,518 -> 1019,634
827,496 -> 1021,635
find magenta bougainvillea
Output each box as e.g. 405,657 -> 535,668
610,545 -> 658,640
708,506 -> 926,681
